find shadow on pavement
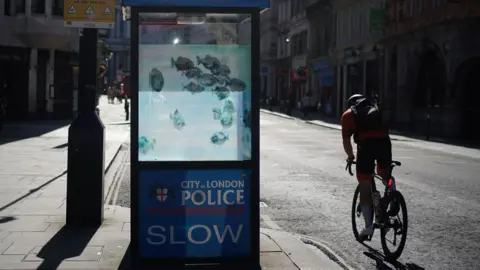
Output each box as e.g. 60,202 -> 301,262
117,243 -> 131,270
36,225 -> 98,270
0,170 -> 67,212
0,216 -> 16,224
361,243 -> 424,270
0,120 -> 70,146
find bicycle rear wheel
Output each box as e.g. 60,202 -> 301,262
351,184 -> 361,241
380,190 -> 408,261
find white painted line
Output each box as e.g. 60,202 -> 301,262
260,202 -> 268,208
261,214 -> 282,230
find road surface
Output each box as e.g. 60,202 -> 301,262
113,112 -> 480,270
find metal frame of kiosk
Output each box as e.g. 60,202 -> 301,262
129,3 -> 264,269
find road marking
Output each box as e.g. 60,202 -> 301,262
261,214 -> 282,230
260,202 -> 268,207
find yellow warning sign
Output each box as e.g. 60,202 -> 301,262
103,6 -> 112,15
63,0 -> 115,29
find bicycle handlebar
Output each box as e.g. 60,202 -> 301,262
346,160 -> 401,177
345,161 -> 356,176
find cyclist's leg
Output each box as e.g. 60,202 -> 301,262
356,141 -> 375,236
375,137 -> 393,181
374,137 -> 393,218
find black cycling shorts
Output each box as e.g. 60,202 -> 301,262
356,137 -> 392,174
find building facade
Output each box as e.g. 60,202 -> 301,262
383,0 -> 480,142
269,0 -> 311,106
0,0 -> 79,120
260,7 -> 278,99
333,0 -> 386,114
306,0 -> 336,116
107,3 -> 131,84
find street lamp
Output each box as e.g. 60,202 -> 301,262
173,37 -> 180,44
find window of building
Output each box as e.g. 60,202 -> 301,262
31,0 -> 45,14
120,21 -> 125,38
15,0 -> 26,14
433,0 -> 445,8
291,31 -> 307,56
52,0 -> 63,15
4,0 -> 11,16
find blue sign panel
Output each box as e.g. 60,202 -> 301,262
123,0 -> 270,7
139,169 -> 251,258
313,60 -> 329,70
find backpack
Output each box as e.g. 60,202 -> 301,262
350,98 -> 385,138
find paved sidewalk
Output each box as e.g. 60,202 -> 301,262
260,108 -> 480,160
0,204 -> 344,270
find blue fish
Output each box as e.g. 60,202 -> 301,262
212,64 -> 231,76
212,108 -> 222,120
228,78 -> 246,92
196,74 -> 218,87
149,68 -> 164,92
182,82 -> 205,94
171,56 -> 195,71
196,55 -> 220,71
220,113 -> 234,128
211,132 -> 229,145
170,109 -> 186,130
212,86 -> 230,101
223,99 -> 235,114
139,136 -> 156,154
242,107 -> 251,128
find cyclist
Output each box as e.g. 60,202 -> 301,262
341,93 -> 392,240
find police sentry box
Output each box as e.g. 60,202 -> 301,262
128,0 -> 267,268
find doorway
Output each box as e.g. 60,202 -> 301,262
457,58 -> 480,142
36,49 -> 49,117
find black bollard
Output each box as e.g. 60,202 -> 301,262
66,28 -> 105,227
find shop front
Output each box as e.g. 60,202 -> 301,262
311,58 -> 335,116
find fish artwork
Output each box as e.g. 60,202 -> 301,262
169,109 -> 186,130
139,136 -> 156,154
196,55 -> 220,71
242,107 -> 251,128
149,68 -> 164,92
183,67 -> 203,79
182,82 -> 205,94
210,132 -> 229,145
212,108 -> 222,120
212,85 -> 230,101
223,99 -> 235,114
212,64 -> 231,77
171,56 -> 195,71
220,112 -> 234,128
227,78 -> 246,92
216,75 -> 231,86
196,74 -> 218,87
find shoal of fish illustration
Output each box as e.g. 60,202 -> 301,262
144,54 -> 250,148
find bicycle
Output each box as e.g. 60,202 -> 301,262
346,160 -> 408,261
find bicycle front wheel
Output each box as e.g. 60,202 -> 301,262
380,190 -> 408,261
351,184 -> 362,241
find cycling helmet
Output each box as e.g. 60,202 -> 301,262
347,94 -> 364,107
